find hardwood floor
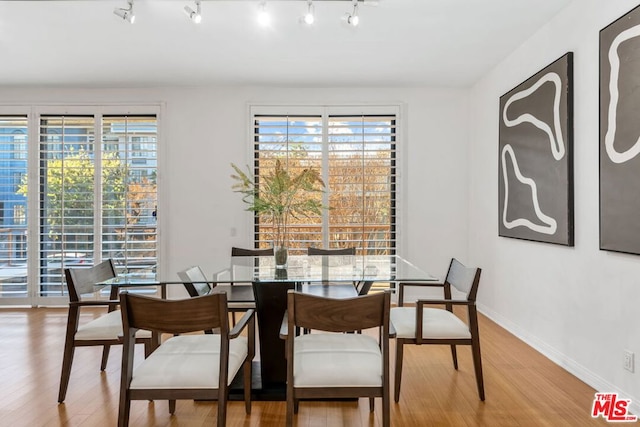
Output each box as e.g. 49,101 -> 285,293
0,306 -> 608,426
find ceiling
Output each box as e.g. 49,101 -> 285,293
0,0 -> 573,88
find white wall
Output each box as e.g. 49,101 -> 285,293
0,84 -> 469,293
468,0 -> 640,411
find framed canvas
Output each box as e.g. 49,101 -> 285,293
498,53 -> 574,246
600,5 -> 640,255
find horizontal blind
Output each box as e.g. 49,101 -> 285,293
101,115 -> 158,275
39,115 -> 95,297
327,115 -> 396,255
252,111 -> 397,257
253,115 -> 323,254
0,116 -> 28,297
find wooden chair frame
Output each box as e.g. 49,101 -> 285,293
58,259 -> 152,403
394,258 -> 484,402
118,291 -> 255,427
284,290 -> 392,427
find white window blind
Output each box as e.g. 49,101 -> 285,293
101,116 -> 158,275
252,109 -> 397,255
39,115 -> 95,296
38,114 -> 158,297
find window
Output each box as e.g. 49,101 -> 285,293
252,107 -> 397,255
0,110 -> 158,302
0,115 -> 28,297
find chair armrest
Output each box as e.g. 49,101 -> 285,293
70,299 -> 120,307
416,299 -> 473,307
396,281 -> 445,306
229,309 -> 255,339
399,282 -> 445,288
279,311 -> 288,339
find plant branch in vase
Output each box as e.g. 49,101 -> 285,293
231,159 -> 325,268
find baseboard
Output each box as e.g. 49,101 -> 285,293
477,302 -> 640,416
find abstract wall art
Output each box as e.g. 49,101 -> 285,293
498,53 -> 574,246
600,5 -> 640,255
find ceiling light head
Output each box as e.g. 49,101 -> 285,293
114,0 -> 135,24
257,1 -> 270,27
184,1 -> 202,24
303,0 -> 314,25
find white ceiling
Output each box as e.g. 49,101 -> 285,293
0,0 -> 572,88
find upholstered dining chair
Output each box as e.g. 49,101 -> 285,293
283,290 -> 392,427
306,246 -> 373,295
228,247 -> 274,324
177,265 -> 213,298
391,258 -> 484,402
117,291 -> 255,427
58,259 -> 152,403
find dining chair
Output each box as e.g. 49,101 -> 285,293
58,259 -> 152,403
306,246 -> 374,295
177,265 -> 217,334
177,265 -> 213,297
228,247 -> 274,324
391,258 -> 484,402
118,291 -> 255,427
283,290 -> 392,427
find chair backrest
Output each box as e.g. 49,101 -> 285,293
120,291 -> 230,336
231,247 -> 274,257
177,265 -> 213,297
445,258 -> 482,302
287,290 -> 390,333
64,259 -> 117,302
307,247 -> 356,256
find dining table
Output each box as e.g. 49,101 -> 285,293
99,253 -> 437,400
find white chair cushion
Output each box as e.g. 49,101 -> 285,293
390,307 -> 471,339
130,334 -> 248,389
75,310 -> 151,340
293,333 -> 382,388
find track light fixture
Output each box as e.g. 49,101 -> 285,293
302,0 -> 314,25
257,0 -> 270,27
346,0 -> 359,26
184,0 -> 202,24
113,0 -> 135,24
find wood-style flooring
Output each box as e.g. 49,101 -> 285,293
0,306 -> 609,426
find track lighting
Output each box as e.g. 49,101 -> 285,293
302,0 -> 314,25
257,1 -> 270,27
113,0 -> 135,24
184,0 -> 202,24
346,0 -> 359,26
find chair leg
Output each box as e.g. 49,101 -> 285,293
58,341 -> 76,403
169,400 -> 176,414
471,340 -> 485,401
383,388 -> 390,427
243,359 -> 252,414
217,389 -> 227,427
450,344 -> 458,370
286,391 -> 295,426
294,399 -> 299,414
100,345 -> 111,371
369,397 -> 375,412
117,392 -> 131,427
394,341 -> 404,403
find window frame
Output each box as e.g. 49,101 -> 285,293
247,104 -> 404,258
0,104 -> 163,307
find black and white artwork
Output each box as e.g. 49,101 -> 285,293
498,53 -> 574,246
600,5 -> 640,255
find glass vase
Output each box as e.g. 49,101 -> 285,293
274,245 -> 288,269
